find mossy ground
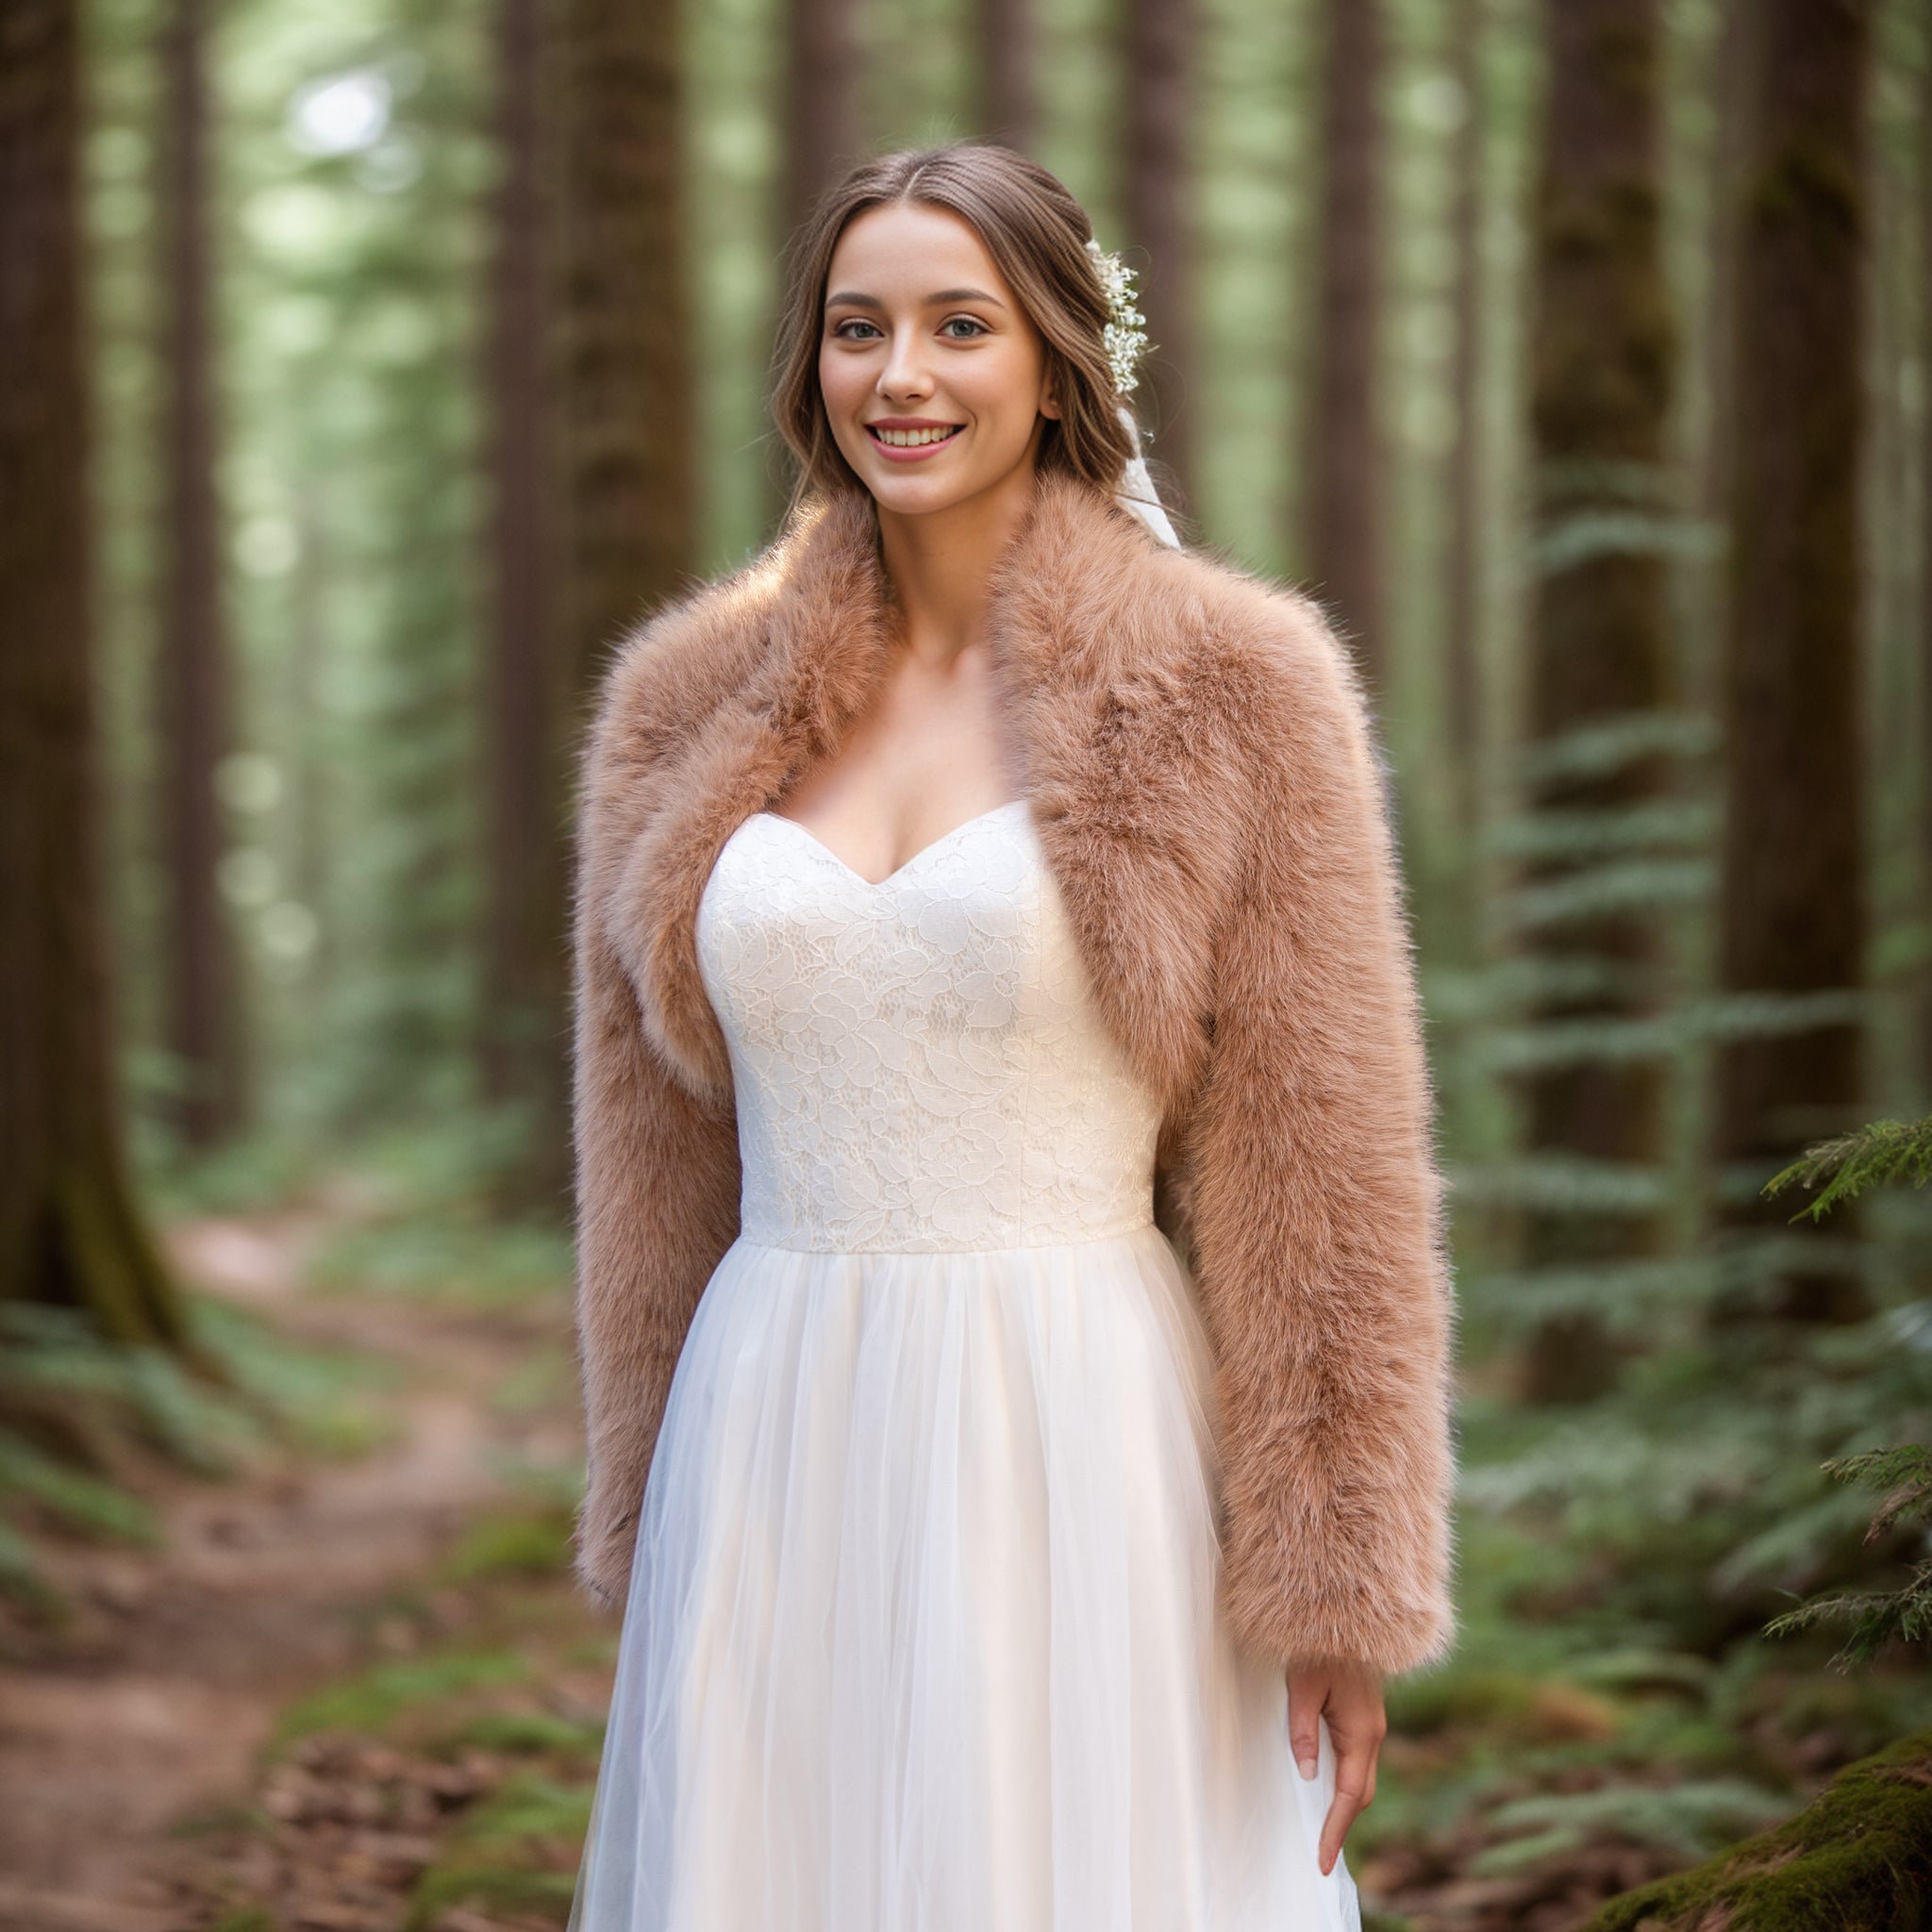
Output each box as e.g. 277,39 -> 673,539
1579,1728 -> 1932,1932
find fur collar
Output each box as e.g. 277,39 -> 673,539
594,463 -> 1312,1122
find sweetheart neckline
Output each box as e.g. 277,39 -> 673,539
752,798 -> 1032,891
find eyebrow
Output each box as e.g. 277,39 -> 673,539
824,287 -> 1008,311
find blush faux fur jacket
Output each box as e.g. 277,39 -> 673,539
570,462 -> 1460,1679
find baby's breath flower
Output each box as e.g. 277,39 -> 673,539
1084,237 -> 1151,396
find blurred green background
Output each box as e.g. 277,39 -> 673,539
4,0 -> 1931,1926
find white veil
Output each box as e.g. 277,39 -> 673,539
1110,400 -> 1181,549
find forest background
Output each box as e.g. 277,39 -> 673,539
4,0 -> 1931,1927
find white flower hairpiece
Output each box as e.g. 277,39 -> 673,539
1084,237 -> 1151,396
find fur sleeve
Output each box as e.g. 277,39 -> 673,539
1183,585 -> 1459,1679
569,633 -> 743,1610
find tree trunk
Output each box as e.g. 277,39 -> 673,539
0,0 -> 187,1347
781,0 -> 860,245
1687,0 -> 1757,736
1919,14 -> 1932,1097
558,0 -> 697,735
1122,0 -> 1197,513
974,0 -> 1034,156
479,0 -> 571,1213
156,0 -> 246,1151
1517,0 -> 1676,1403
1442,0 -> 1488,839
553,0 -> 697,1201
769,0 -> 860,526
1300,0 -> 1386,697
1710,0 -> 1872,1324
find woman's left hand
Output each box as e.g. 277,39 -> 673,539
1287,1656 -> 1387,1877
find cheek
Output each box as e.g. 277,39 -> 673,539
818,352 -> 861,418
957,348 -> 1042,425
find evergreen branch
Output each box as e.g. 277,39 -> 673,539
1760,1559 -> 1932,1670
1760,1115 -> 1932,1224
1817,1444 -> 1932,1541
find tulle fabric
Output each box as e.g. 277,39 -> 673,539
567,1222 -> 1362,1932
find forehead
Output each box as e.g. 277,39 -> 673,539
824,202 -> 1010,300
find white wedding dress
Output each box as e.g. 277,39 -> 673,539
569,796 -> 1362,1931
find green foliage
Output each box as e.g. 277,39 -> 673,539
438,1503 -> 575,1585
407,1860 -> 579,1932
1762,1115 -> 1932,1225
191,1295 -> 401,1457
405,1774 -> 591,1930
0,1429 -> 158,1544
306,1209 -> 570,1307
210,1908 -> 275,1932
1471,1776 -> 1792,1874
0,1294 -> 391,1603
1744,1120 -> 1932,1674
441,1708 -> 603,1756
1762,1444 -> 1932,1669
294,1119 -> 574,1307
1578,1729 -> 1932,1932
275,1648 -> 532,1743
1443,702 -> 1932,1690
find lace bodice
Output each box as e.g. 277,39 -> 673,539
694,800 -> 1163,1253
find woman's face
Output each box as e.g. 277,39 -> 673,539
818,200 -> 1060,519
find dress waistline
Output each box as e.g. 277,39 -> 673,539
726,1214 -> 1160,1259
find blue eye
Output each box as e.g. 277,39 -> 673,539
942,317 -> 988,339
834,319 -> 881,341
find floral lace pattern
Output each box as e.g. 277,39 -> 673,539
695,800 -> 1162,1254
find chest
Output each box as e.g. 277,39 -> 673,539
763,639 -> 1027,891
692,799 -> 1165,1252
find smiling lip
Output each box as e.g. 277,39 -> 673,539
865,420 -> 964,462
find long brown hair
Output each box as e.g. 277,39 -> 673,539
768,142 -> 1141,521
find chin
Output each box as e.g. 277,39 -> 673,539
858,457 -> 1034,522
867,479 -> 979,517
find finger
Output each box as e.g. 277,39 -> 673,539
1285,1674 -> 1324,1781
1317,1740 -> 1375,1874
1318,1782 -> 1365,1875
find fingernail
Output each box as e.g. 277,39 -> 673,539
1297,1753 -> 1316,1780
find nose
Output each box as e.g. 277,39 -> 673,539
877,325 -> 934,402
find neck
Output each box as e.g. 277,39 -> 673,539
870,458 -> 1043,670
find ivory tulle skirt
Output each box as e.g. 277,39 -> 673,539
567,1223 -> 1363,1931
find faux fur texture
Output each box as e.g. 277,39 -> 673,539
570,464 -> 1459,1678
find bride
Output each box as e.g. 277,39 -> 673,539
565,138 -> 1457,1930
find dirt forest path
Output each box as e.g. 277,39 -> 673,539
0,1209 -> 589,1932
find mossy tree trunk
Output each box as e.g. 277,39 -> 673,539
1516,0 -> 1676,1403
1299,0 -> 1387,694
558,0 -> 696,704
1442,0 -> 1491,843
546,0 -> 697,1199
1123,0 -> 1198,510
156,0 -> 247,1153
1919,17 -> 1932,1097
0,0 -> 189,1349
1709,0 -> 1872,1324
478,0 -> 571,1215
